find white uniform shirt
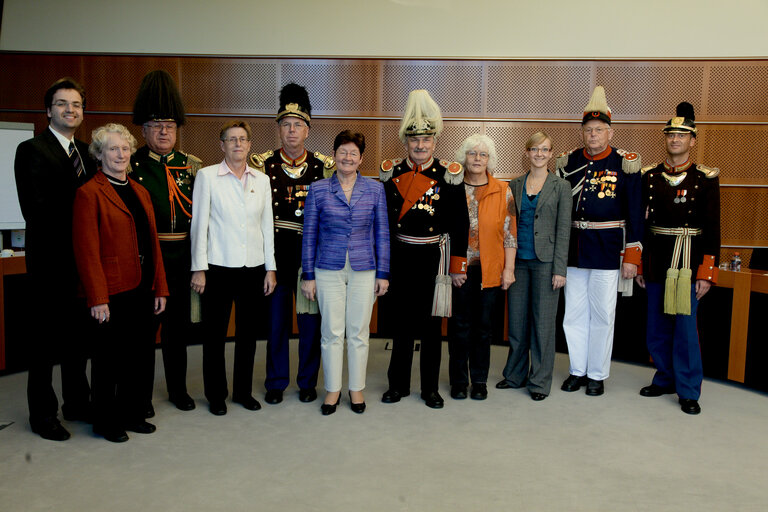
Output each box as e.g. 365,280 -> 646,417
191,160 -> 276,271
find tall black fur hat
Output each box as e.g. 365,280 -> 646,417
663,102 -> 697,136
276,83 -> 311,126
132,70 -> 186,126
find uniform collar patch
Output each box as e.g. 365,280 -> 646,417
582,146 -> 612,161
406,156 -> 434,172
663,159 -> 693,174
280,149 -> 308,167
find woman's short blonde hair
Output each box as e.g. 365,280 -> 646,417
525,131 -> 553,151
454,134 -> 498,173
89,123 -> 138,161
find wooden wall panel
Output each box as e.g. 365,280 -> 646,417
2,53 -> 766,267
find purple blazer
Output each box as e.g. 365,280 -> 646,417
302,172 -> 390,280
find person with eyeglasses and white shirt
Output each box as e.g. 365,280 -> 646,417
191,121 -> 276,416
556,86 -> 644,397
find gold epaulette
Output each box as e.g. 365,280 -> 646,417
696,164 -> 720,178
181,152 -> 202,176
249,150 -> 274,173
314,152 -> 336,179
440,160 -> 464,185
641,163 -> 657,176
616,149 -> 641,174
380,158 -> 402,182
555,149 -> 575,171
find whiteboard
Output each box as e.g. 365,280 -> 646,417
0,122 -> 34,230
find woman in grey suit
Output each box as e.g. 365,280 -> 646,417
497,131 -> 572,400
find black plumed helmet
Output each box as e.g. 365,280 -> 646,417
132,70 -> 186,126
276,83 -> 311,126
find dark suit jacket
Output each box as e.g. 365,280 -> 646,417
14,127 -> 95,285
509,172 -> 572,276
72,172 -> 169,307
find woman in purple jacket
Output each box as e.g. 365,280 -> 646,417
301,131 -> 390,415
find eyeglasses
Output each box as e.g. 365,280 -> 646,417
336,150 -> 360,158
223,136 -> 250,144
528,147 -> 552,154
52,100 -> 83,109
582,127 -> 609,135
144,122 -> 177,132
466,151 -> 489,159
279,120 -> 307,130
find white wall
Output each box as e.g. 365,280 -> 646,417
1,0 -> 766,58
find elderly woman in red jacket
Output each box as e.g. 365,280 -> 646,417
448,134 -> 517,401
73,123 -> 168,443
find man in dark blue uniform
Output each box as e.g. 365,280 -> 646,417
379,89 -> 469,409
250,83 -> 334,405
14,77 -> 95,440
131,70 -> 201,414
635,102 -> 720,415
556,86 -> 643,396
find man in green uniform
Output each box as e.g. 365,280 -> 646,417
131,70 -> 202,414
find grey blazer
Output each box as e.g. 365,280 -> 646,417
509,172 -> 572,276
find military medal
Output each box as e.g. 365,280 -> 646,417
286,186 -> 294,203
432,186 -> 440,201
680,190 -> 687,203
295,200 -> 304,216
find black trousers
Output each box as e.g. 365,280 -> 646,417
202,265 -> 267,402
91,288 -> 156,430
386,241 -> 443,394
27,275 -> 91,427
448,265 -> 499,386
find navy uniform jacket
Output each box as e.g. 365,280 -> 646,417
640,161 -> 720,283
251,148 -> 334,284
556,146 -> 643,270
130,146 -> 201,264
380,157 -> 469,273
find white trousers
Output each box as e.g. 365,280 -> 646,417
562,267 -> 619,380
315,256 -> 376,392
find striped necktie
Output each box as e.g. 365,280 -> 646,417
68,141 -> 84,178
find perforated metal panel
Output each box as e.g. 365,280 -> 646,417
721,187 -> 768,244
281,61 -> 381,115
700,125 -> 768,181
0,54 -> 83,111
85,57 -> 180,112
303,119 -> 381,176
486,63 -> 591,118
180,59 -> 277,114
382,62 -> 483,115
708,64 -> 768,119
595,63 -> 705,120
182,117 -> 278,168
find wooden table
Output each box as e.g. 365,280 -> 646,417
0,253 -> 26,370
716,269 -> 768,382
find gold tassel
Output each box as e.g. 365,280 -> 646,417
432,275 -> 452,317
664,268 -> 679,315
295,270 -> 319,315
676,268 -> 692,316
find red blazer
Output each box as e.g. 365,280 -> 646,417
73,171 -> 169,307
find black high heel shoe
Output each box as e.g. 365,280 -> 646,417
348,391 -> 366,414
321,395 -> 341,416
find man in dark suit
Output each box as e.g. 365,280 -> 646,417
14,77 -> 95,440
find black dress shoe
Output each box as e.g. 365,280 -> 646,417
169,393 -> 196,411
62,404 -> 93,424
450,385 -> 468,399
679,398 -> 701,415
233,395 -> 262,411
264,389 -> 283,405
348,391 -> 366,414
561,375 -> 588,392
143,403 -> 155,419
381,389 -> 407,403
299,388 -> 318,403
530,392 -> 547,401
321,396 -> 341,416
421,391 -> 444,409
31,419 -> 71,441
586,379 -> 604,396
639,384 -> 675,397
209,401 -> 227,416
124,420 -> 156,434
495,380 -> 517,389
93,426 -> 129,443
470,383 -> 488,400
